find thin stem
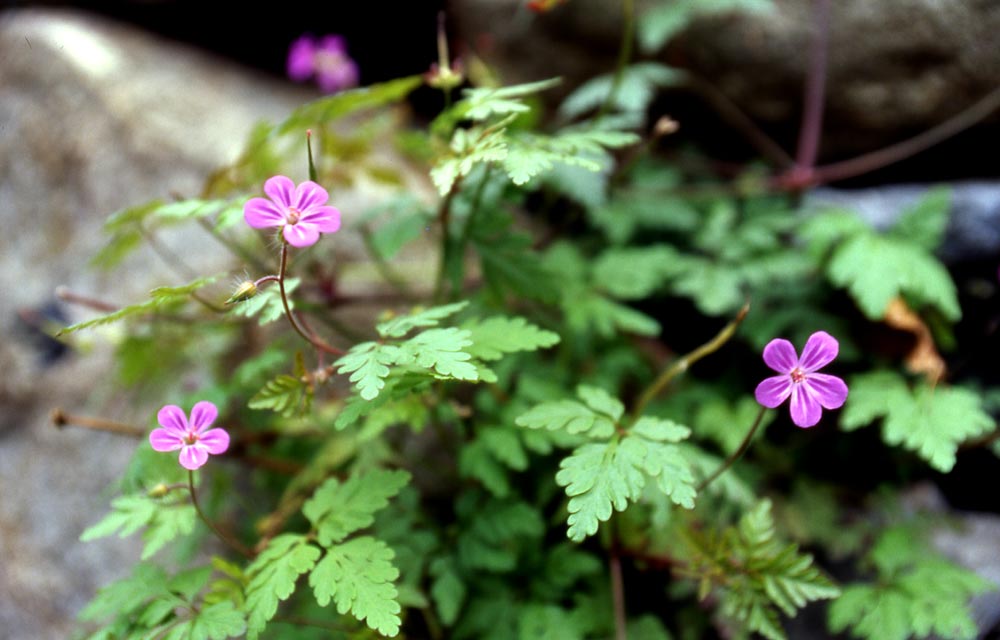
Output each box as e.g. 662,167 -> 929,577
196,217 -> 270,274
187,470 -> 254,558
277,242 -> 343,355
306,129 -> 318,182
695,405 -> 768,493
433,180 -> 462,302
807,83 -> 1000,185
55,286 -> 119,312
597,0 -> 635,120
794,0 -> 832,171
631,303 -> 750,419
450,166 -> 493,298
682,73 -> 795,169
51,409 -> 145,437
140,226 -> 226,313
610,544 -> 628,640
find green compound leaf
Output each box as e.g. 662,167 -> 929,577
457,500 -> 545,572
888,186 -> 951,251
827,232 -> 960,321
229,277 -> 300,326
432,124 -> 510,196
577,385 -> 626,422
376,301 -> 469,338
828,527 -> 994,640
395,327 -> 479,381
516,400 -> 616,439
555,419 -> 695,541
81,494 -> 195,560
244,534 -> 321,640
454,77 -> 562,122
278,75 -> 423,134
303,469 -> 411,546
687,500 -> 840,640
841,371 -> 995,472
334,341 -> 401,401
461,316 -> 560,361
309,536 -> 402,637
248,374 -> 312,417
79,563 -> 169,623
59,276 -> 217,335
158,602 -> 246,640
502,128 -> 639,186
565,290 -> 661,337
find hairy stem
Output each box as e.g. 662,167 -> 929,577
632,303 -> 750,419
51,408 -> 145,437
695,405 -> 768,493
187,470 -> 254,557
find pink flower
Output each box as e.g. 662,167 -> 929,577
243,175 -> 342,248
287,35 -> 359,94
754,331 -> 848,428
150,401 -> 230,470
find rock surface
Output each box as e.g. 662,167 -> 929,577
0,8 -> 427,638
452,0 -> 1000,155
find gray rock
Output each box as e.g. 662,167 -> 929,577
807,182 -> 1000,262
452,0 -> 1000,155
0,8 -> 431,639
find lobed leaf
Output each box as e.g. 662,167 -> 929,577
303,469 -> 411,546
462,316 -> 560,361
244,534 -> 321,639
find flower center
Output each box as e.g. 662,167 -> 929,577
314,50 -> 348,75
183,431 -> 199,446
790,367 -> 806,383
285,207 -> 301,225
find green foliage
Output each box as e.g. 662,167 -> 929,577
532,401 -> 696,540
841,371 -> 995,472
805,189 -> 959,320
685,500 -> 840,640
244,534 -> 321,639
248,374 -> 312,417
462,316 -> 560,360
278,75 -> 423,134
310,536 -> 402,636
229,277 -> 300,325
59,276 -> 217,334
335,341 -> 401,400
81,494 -> 195,560
828,526 -> 994,640
303,469 -> 411,546
560,63 -> 681,121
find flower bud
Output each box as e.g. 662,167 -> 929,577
148,483 -> 170,498
226,280 -> 258,305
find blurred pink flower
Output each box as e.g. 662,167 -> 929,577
244,175 -> 342,247
150,401 -> 230,470
287,35 -> 359,93
754,331 -> 848,428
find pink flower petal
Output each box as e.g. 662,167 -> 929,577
244,198 -> 286,228
157,405 -> 188,434
264,175 -> 296,209
762,338 -> 798,374
199,428 -> 230,455
287,36 -> 317,80
798,331 -> 839,372
149,428 -> 183,452
293,181 -> 330,211
283,223 -> 320,247
318,35 -> 348,54
789,384 -> 822,428
179,445 -> 209,470
755,375 -> 793,408
300,205 -> 341,233
803,373 -> 848,409
316,60 -> 358,93
189,401 -> 218,433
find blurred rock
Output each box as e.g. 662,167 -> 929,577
807,182 -> 1000,262
0,8 -> 411,639
452,0 -> 1000,155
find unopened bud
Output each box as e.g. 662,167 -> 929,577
425,61 -> 464,91
148,483 -> 170,498
653,116 -> 679,137
226,280 -> 258,305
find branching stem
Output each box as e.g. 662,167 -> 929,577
277,242 -> 343,355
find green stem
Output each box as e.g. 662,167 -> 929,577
610,543 -> 628,640
695,405 -> 768,493
432,180 -> 462,302
631,303 -> 749,419
187,470 -> 253,557
306,130 -> 318,182
597,0 -> 635,121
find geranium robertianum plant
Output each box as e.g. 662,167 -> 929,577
57,7 -> 1000,640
